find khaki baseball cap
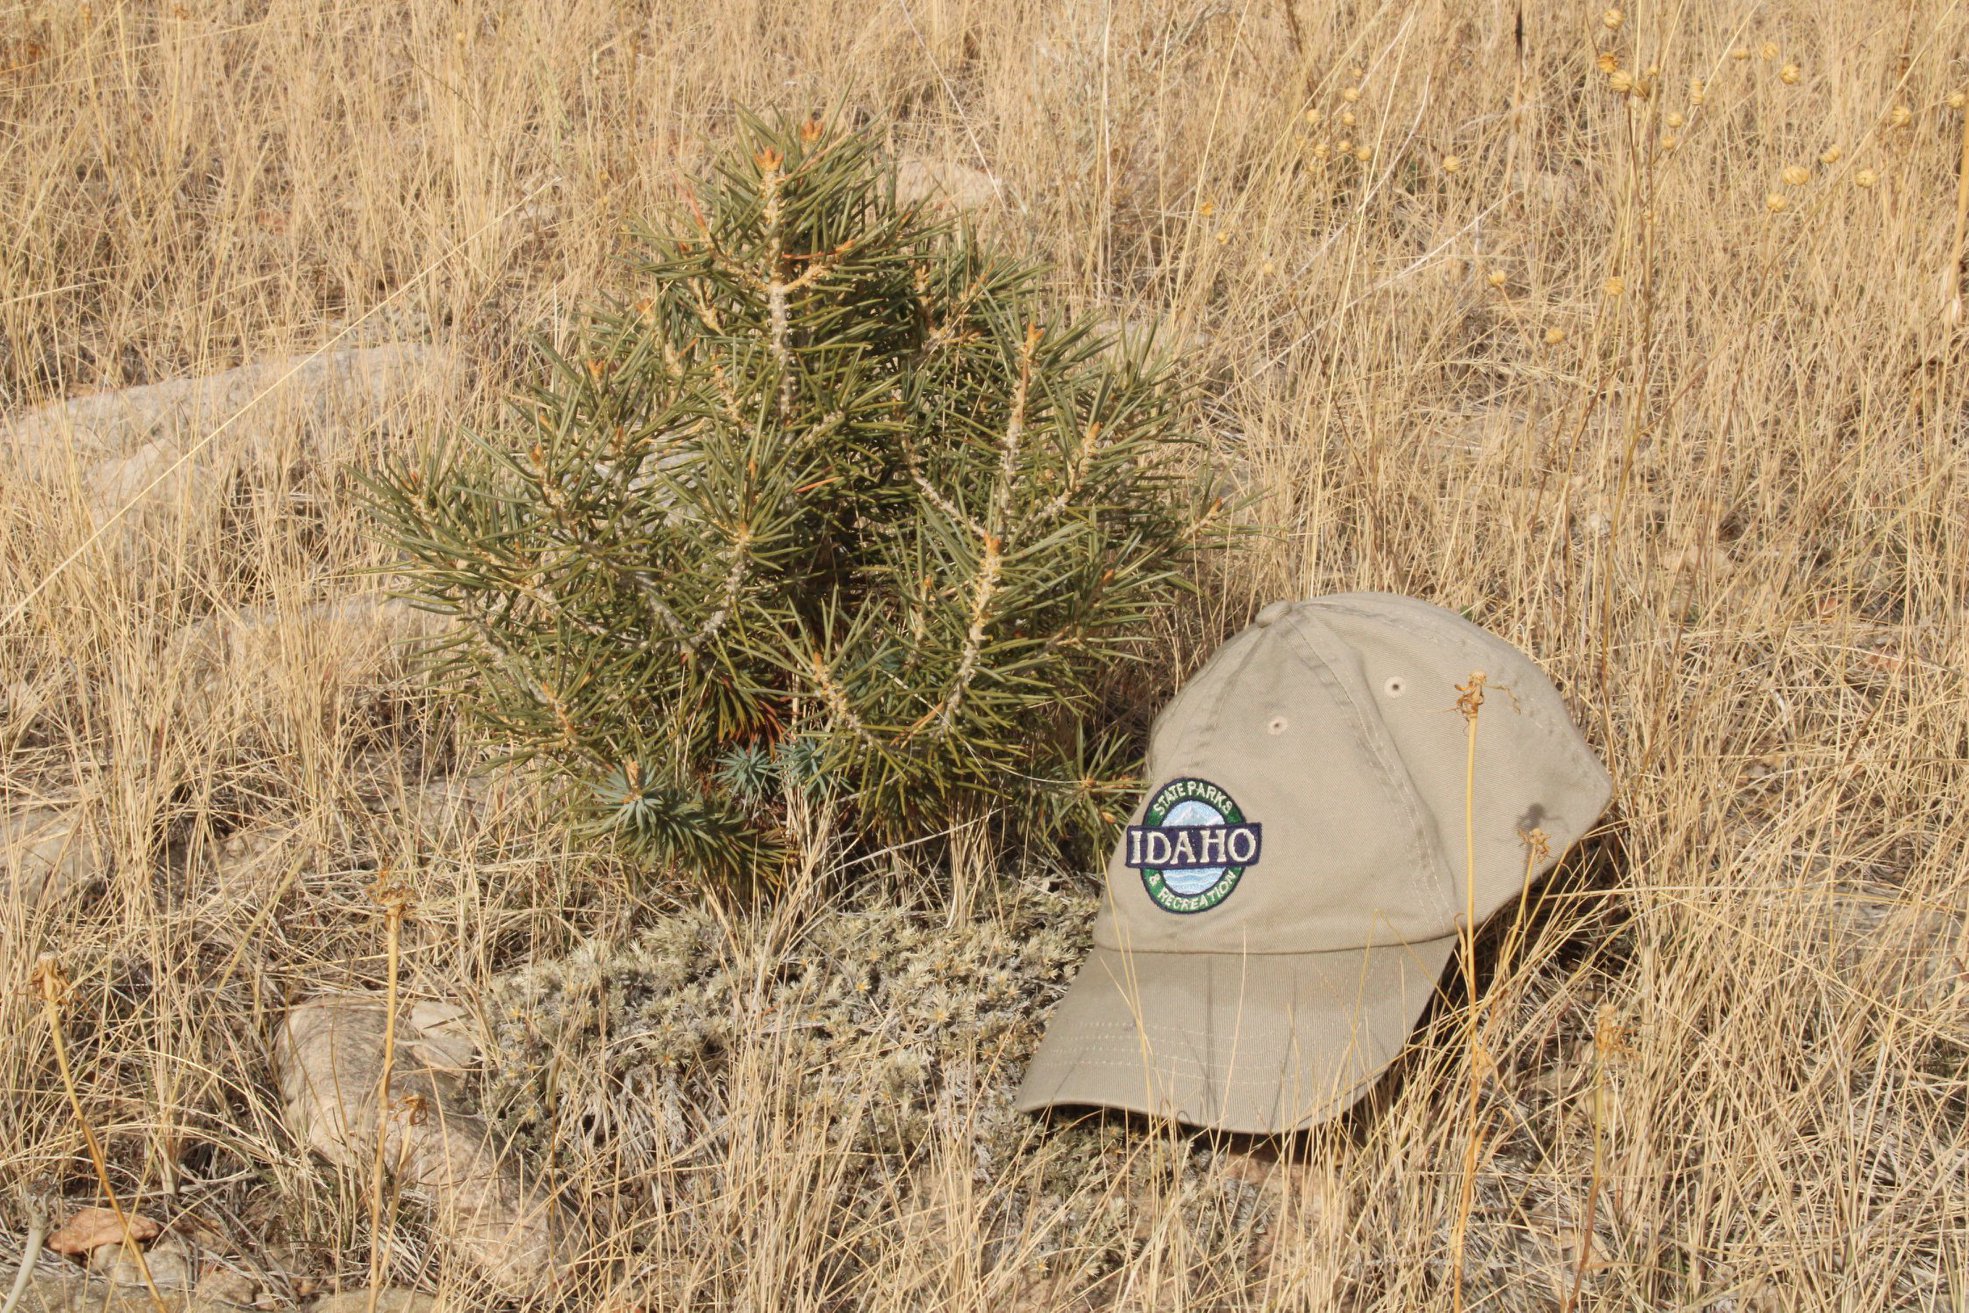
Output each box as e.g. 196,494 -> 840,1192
1016,592 -> 1612,1133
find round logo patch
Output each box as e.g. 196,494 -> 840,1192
1123,777 -> 1263,914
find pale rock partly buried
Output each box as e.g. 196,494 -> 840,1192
2,802 -> 106,909
306,1290 -> 442,1313
88,1235 -> 197,1291
274,994 -> 574,1301
3,343 -> 455,527
894,155 -> 1005,212
161,593 -> 446,728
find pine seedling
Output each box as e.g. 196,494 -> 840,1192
364,111 -> 1221,891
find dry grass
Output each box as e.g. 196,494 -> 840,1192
3,0 -> 1967,1308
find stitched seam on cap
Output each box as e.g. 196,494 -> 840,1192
1074,937 -> 1453,958
1051,1019 -> 1379,1045
1043,1034 -> 1392,1089
1308,596 -> 1604,784
1185,621 -> 1265,760
1278,608 -> 1456,930
1029,1053 -> 1353,1086
1095,630 -> 1269,952
1152,623 -> 1261,767
1312,598 -> 1611,872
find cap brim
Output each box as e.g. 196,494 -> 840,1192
1014,932 -> 1458,1134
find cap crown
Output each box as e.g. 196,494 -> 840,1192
1092,594 -> 1611,956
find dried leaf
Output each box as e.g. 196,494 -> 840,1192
47,1206 -> 160,1256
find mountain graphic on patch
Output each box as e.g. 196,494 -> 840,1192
1124,777 -> 1261,914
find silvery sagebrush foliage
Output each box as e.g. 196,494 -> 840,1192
480,876 -> 1095,1170
476,877 -> 1272,1290
363,110 -> 1222,889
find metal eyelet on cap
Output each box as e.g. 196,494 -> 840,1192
1384,676 -> 1406,697
1267,716 -> 1288,735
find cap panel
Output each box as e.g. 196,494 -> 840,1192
1304,594 -> 1613,922
1093,610 -> 1451,956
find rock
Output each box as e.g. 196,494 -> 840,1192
90,1235 -> 196,1290
895,156 -> 1003,212
404,1000 -> 482,1073
167,595 -> 441,681
210,819 -> 309,897
307,1291 -> 440,1313
2,344 -> 456,525
3,1273 -> 253,1313
258,1242 -> 331,1297
385,773 -> 496,845
275,995 -> 575,1301
189,1266 -> 258,1306
7,1274 -> 178,1313
6,343 -> 444,464
2,804 -> 105,908
161,594 -> 447,729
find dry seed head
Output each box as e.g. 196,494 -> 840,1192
1888,104 -> 1912,127
31,953 -> 70,1005
1215,229 -> 1231,245
1341,110 -> 1357,127
1731,46 -> 1751,61
1782,165 -> 1810,186
1854,168 -> 1878,188
1311,142 -> 1331,160
1305,107 -> 1321,124
1337,138 -> 1353,153
1660,134 -> 1679,151
1666,111 -> 1685,128
1543,326 -> 1566,345
1603,276 -> 1625,297
1342,85 -> 1361,102
1765,192 -> 1788,212
1441,155 -> 1461,174
1198,199 -> 1215,216
1354,145 -> 1373,162
1602,8 -> 1622,29
1759,41 -> 1779,60
1780,63 -> 1801,85
1597,51 -> 1620,74
1950,90 -> 1967,111
1819,145 -> 1843,165
1486,269 -> 1508,288
370,866 -> 416,914
1609,69 -> 1634,93
1689,77 -> 1705,104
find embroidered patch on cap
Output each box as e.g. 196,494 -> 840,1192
1125,777 -> 1262,913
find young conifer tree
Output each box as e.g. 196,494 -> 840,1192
364,111 -> 1221,889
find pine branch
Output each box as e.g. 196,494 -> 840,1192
359,109 -> 1223,887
